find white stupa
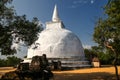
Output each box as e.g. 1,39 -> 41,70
24,5 -> 90,67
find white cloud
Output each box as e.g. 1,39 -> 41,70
70,5 -> 78,8
11,41 -> 28,58
73,0 -> 84,4
83,44 -> 92,49
69,0 -> 95,8
0,42 -> 27,59
90,0 -> 94,4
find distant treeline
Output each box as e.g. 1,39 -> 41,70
84,48 -> 120,65
0,56 -> 22,67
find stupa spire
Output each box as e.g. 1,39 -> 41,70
52,4 -> 60,22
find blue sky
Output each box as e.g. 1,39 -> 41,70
0,0 -> 108,59
12,0 -> 108,48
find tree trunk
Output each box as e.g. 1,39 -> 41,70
113,50 -> 119,80
114,64 -> 119,80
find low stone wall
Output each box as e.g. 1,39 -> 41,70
48,58 -> 91,68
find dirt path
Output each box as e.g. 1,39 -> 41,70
0,66 -> 120,80
53,66 -> 120,80
53,66 -> 120,74
0,67 -> 16,78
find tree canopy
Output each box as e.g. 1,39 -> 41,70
93,0 -> 120,79
93,0 -> 120,58
0,0 -> 43,55
0,56 -> 22,67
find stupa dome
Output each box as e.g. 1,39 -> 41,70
27,26 -> 84,59
24,5 -> 91,68
27,5 -> 85,60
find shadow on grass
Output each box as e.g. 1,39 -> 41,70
54,72 -> 120,80
0,71 -> 119,80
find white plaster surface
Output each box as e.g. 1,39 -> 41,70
27,21 -> 85,60
27,5 -> 85,60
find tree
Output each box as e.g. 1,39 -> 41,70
0,56 -> 22,67
93,0 -> 120,80
0,0 -> 43,55
6,56 -> 22,66
84,48 -> 96,61
84,46 -> 113,65
0,59 -> 6,67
